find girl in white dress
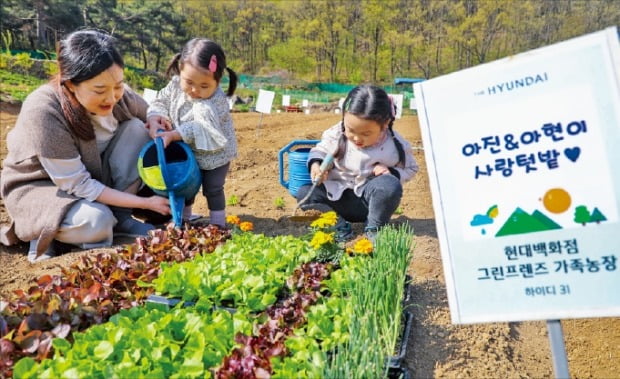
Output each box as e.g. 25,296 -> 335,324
146,38 -> 238,227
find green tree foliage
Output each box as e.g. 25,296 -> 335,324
82,0 -> 187,71
287,0 -> 351,81
268,37 -> 314,77
1,0 -> 618,83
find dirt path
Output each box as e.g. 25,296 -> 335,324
1,102 -> 618,378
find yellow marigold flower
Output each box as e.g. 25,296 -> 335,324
310,218 -> 330,229
310,211 -> 338,228
239,221 -> 254,232
322,211 -> 338,223
309,231 -> 335,249
352,238 -> 373,254
226,215 -> 241,225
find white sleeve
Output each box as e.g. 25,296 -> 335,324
393,138 -> 419,183
177,100 -> 227,152
309,123 -> 341,161
146,79 -> 175,119
40,157 -> 106,201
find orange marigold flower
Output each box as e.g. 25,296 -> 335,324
239,221 -> 254,232
226,215 -> 241,225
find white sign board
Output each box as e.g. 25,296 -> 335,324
143,88 -> 158,104
415,27 -> 620,324
388,93 -> 404,119
302,99 -> 309,108
409,97 -> 417,110
256,89 -> 275,114
282,95 -> 290,106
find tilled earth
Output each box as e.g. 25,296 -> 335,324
1,102 -> 618,378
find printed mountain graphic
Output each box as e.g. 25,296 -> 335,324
495,207 -> 562,237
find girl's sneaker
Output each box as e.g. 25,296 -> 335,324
113,218 -> 155,237
187,214 -> 202,221
335,221 -> 354,243
364,226 -> 379,244
183,205 -> 202,222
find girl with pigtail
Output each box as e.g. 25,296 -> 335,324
296,85 -> 418,242
145,38 -> 238,227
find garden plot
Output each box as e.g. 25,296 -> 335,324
5,213 -> 414,378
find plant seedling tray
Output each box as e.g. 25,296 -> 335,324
145,295 -> 195,311
387,366 -> 411,379
388,310 -> 413,368
403,274 -> 412,303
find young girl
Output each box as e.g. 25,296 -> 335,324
296,85 -> 418,241
145,38 -> 238,227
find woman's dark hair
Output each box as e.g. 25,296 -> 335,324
336,85 -> 406,165
53,29 -> 124,140
165,38 -> 238,97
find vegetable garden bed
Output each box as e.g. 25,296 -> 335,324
2,212 -> 415,378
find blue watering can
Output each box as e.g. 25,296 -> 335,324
137,138 -> 201,227
278,140 -> 319,197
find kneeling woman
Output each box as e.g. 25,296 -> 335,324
0,30 -> 170,262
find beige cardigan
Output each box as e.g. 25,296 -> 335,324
309,123 -> 419,200
0,83 -> 147,254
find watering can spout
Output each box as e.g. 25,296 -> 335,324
168,191 -> 186,227
137,137 -> 201,227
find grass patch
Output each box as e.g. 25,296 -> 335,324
0,69 -> 46,102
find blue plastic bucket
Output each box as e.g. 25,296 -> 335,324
278,140 -> 319,197
138,138 -> 201,226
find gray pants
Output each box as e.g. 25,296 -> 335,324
297,174 -> 403,229
201,162 -> 230,211
54,118 -> 150,248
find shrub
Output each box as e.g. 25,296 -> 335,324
123,67 -> 166,92
0,69 -> 46,102
11,53 -> 33,75
43,60 -> 57,76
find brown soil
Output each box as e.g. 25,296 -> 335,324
1,101 -> 619,378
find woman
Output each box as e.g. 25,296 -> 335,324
0,29 -> 170,263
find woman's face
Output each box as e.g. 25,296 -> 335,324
66,64 -> 124,116
179,62 -> 219,100
343,113 -> 387,148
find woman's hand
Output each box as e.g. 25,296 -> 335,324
96,187 -> 170,215
373,163 -> 390,176
143,195 -> 171,215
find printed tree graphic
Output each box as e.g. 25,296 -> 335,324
573,205 -> 607,225
574,205 -> 590,225
589,207 -> 607,224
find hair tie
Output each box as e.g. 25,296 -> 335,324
208,54 -> 217,72
388,96 -> 396,118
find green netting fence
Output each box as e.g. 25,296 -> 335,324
231,74 -> 416,105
